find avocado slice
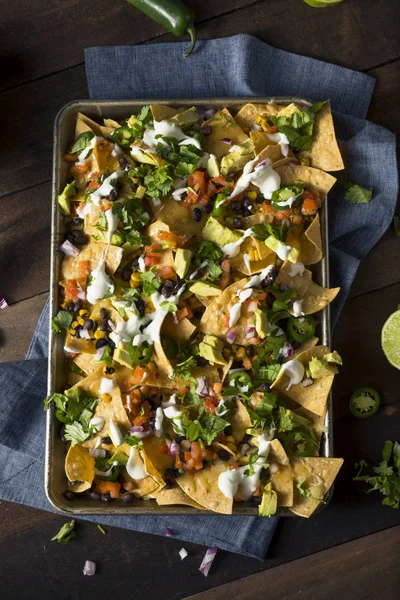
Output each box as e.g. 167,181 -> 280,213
206,154 -> 220,178
110,231 -> 125,246
308,357 -> 338,379
220,140 -> 254,176
324,351 -> 342,365
170,107 -> 199,128
135,185 -> 146,199
174,248 -> 192,279
109,451 -> 129,466
130,145 -> 163,166
189,281 -> 222,297
113,342 -> 134,368
198,335 -> 227,366
254,308 -> 270,339
264,235 -> 299,264
58,181 -> 76,215
202,216 -> 241,248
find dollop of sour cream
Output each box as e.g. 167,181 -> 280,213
143,120 -> 202,150
289,262 -> 305,278
126,446 -> 147,480
99,378 -> 116,395
292,299 -> 305,317
86,258 -> 114,304
154,406 -> 164,438
280,359 -> 305,390
109,420 -> 124,446
90,170 -> 124,206
89,416 -> 105,434
228,287 -> 253,327
266,132 -> 290,157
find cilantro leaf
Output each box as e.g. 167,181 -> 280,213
200,413 -> 230,445
51,520 -> 77,544
139,267 -> 162,296
173,356 -> 197,383
160,301 -> 178,313
70,132 -> 94,154
206,261 -> 223,282
121,287 -> 141,305
244,451 -> 261,476
44,388 -> 98,446
252,222 -> 290,243
64,422 -> 92,445
270,102 -> 326,151
51,310 -> 74,334
144,165 -> 175,199
353,440 -> 400,509
124,435 -> 143,447
340,181 -> 373,204
95,346 -> 113,367
191,240 -> 223,263
255,363 -> 282,383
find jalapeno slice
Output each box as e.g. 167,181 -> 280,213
228,371 -> 254,393
111,125 -> 134,149
287,315 -> 315,342
271,185 -> 304,211
161,336 -> 178,360
128,340 -> 154,365
349,387 -> 380,419
280,428 -> 318,457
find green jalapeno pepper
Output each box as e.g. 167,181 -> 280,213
271,185 -> 304,211
111,125 -> 134,149
128,340 -> 154,365
349,387 -> 380,419
287,315 -> 315,343
126,0 -> 196,57
280,428 -> 318,457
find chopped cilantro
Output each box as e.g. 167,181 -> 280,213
160,301 -> 178,313
121,287 -> 141,305
270,102 -> 326,151
353,440 -> 400,509
95,346 -> 113,367
70,131 -> 94,154
206,261 -> 223,282
51,310 -> 74,334
173,356 -> 197,383
44,389 -> 98,446
139,267 -> 162,296
51,520 -> 77,544
97,524 -> 106,535
124,435 -> 143,447
340,181 -> 373,204
296,480 -> 325,503
244,451 -> 261,476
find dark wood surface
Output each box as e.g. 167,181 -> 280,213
0,0 -> 399,598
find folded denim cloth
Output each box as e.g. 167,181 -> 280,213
0,35 -> 397,559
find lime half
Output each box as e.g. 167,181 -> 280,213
303,0 -> 345,7
381,310 -> 400,369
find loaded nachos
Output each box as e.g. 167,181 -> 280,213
47,101 -> 344,518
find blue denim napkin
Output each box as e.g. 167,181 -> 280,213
0,35 -> 397,559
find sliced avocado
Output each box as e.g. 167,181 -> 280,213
324,351 -> 342,365
198,335 -> 227,366
135,185 -> 146,199
220,140 -> 255,176
189,281 -> 222,297
254,309 -> 270,339
58,181 -> 76,215
110,231 -> 125,246
206,154 -> 220,178
308,356 -> 338,379
259,483 -> 277,517
264,235 -> 299,264
174,248 -> 192,279
170,107 -> 198,128
130,145 -> 162,166
202,216 -> 241,247
113,342 -> 134,368
109,451 -> 129,466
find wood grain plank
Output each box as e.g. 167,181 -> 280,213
0,292 -> 47,362
0,501 -> 56,540
186,526 -> 400,600
367,59 -> 400,134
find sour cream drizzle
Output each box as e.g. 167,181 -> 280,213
266,132 -> 290,157
126,446 -> 147,480
105,208 -> 119,244
292,299 -> 305,317
221,228 -> 254,258
279,359 -> 305,390
90,170 -> 124,206
143,120 -> 202,150
86,258 -> 114,304
225,159 -> 281,202
276,241 -> 293,261
288,262 -> 305,278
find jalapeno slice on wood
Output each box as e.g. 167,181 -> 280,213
280,428 -> 318,457
287,315 -> 315,342
349,387 -> 380,419
128,340 -> 154,365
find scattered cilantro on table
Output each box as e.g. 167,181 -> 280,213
51,520 -> 77,544
340,181 -> 373,204
353,440 -> 400,509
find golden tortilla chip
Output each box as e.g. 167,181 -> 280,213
232,236 -> 275,275
203,108 -> 248,159
307,103 -> 344,172
275,165 -> 337,200
141,448 -> 165,488
293,405 -> 327,449
230,398 -> 252,442
242,210 -> 274,229
154,486 -> 206,509
157,197 -> 203,241
249,130 -> 274,154
234,103 -> 282,129
298,214 -> 323,265
103,118 -> 121,129
271,346 -> 334,416
147,220 -> 170,242
61,240 -> 123,280
143,436 -> 174,474
269,439 -> 293,507
162,315 -> 196,343
65,444 -> 95,492
177,460 -> 234,514
290,457 -> 343,517
75,112 -> 104,138
292,336 -> 319,359
64,334 -> 96,355
150,104 -> 180,121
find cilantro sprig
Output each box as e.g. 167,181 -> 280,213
44,389 -> 98,446
51,310 -> 74,334
139,267 -> 162,296
340,181 -> 373,205
270,101 -> 326,151
51,520 -> 77,544
354,440 -> 400,509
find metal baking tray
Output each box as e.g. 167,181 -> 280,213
46,98 -> 332,516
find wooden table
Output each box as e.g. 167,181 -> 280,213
0,1 -> 399,598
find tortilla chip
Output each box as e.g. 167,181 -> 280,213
269,439 -> 293,507
64,334 -> 96,355
147,220 -> 170,242
203,108 -> 248,159
249,130 -> 274,154
275,165 -> 337,200
293,405 -> 327,448
290,457 -> 343,517
242,211 -> 274,229
232,236 -> 274,275
141,448 -> 165,489
103,118 -> 121,129
177,460 -> 233,514
75,112 -> 104,138
230,398 -> 252,442
143,436 -> 174,474
150,104 -> 180,122
271,346 -> 334,416
61,240 -> 122,280
130,473 -> 160,498
234,103 -> 282,129
308,103 -> 344,172
298,214 -> 323,265
292,336 -> 319,359
157,197 -> 203,242
220,357 -> 233,383
65,444 -> 95,492
162,315 -> 196,343
154,486 -> 206,509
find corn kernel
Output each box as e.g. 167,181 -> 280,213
225,435 -> 236,444
144,306 -> 153,314
71,320 -> 80,329
256,115 -> 263,125
77,317 -> 85,326
300,157 -> 310,167
248,249 -> 256,262
94,330 -> 105,339
226,442 -> 237,452
68,328 -> 76,336
147,361 -> 156,373
79,309 -> 89,317
61,300 -> 68,309
235,347 -> 246,360
102,393 -> 111,403
247,190 -> 257,201
131,272 -> 141,282
222,348 -> 231,358
130,280 -> 140,289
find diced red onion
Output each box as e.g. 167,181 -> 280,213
241,443 -> 251,455
196,376 -> 209,397
76,289 -> 86,300
83,560 -> 96,576
95,347 -> 104,361
226,330 -> 237,344
221,137 -> 232,145
280,342 -> 293,358
0,296 -> 9,309
199,547 -> 217,577
245,326 -> 256,340
79,329 -> 90,340
257,158 -> 272,168
169,441 -> 180,457
247,300 -> 258,313
108,319 -> 116,332
60,239 -> 80,257
128,426 -> 152,439
251,123 -> 262,131
179,548 -> 188,560
201,125 -> 212,135
89,448 -> 106,459
289,160 -> 298,166
204,108 -> 216,120
165,528 -> 174,537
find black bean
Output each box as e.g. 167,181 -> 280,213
123,493 -> 135,503
243,208 -> 252,217
175,435 -> 185,444
66,302 -> 75,312
291,341 -> 301,350
195,356 -> 209,367
90,491 -> 102,501
95,339 -> 108,349
243,433 -> 253,444
218,449 -> 231,462
66,232 -> 76,244
109,188 -> 118,201
277,355 -> 284,365
115,181 -> 122,191
118,156 -> 128,169
83,319 -> 94,330
100,319 -> 109,331
107,340 -> 116,352
192,207 -> 202,222
101,436 -> 112,444
246,345 -> 255,358
64,490 -> 75,500
190,269 -> 202,280
261,267 -> 278,288
250,495 -> 262,505
100,308 -> 108,319
74,299 -> 83,312
231,200 -> 242,212
243,196 -> 253,208
75,326 -> 82,338
135,299 -> 145,318
256,194 -> 264,204
71,217 -> 84,227
224,425 -> 233,436
101,492 -> 113,503
261,383 -> 271,392
202,203 -> 213,213
164,480 -> 175,490
121,266 -> 132,281
164,279 -> 176,289
161,285 -> 172,298
105,366 -> 115,375
164,468 -> 178,481
73,231 -> 87,246
130,255 -> 140,268
233,217 -> 242,229
104,332 -> 110,342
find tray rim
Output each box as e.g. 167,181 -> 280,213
46,96 -> 333,517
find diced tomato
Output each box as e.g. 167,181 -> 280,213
158,266 -> 175,280
274,209 -> 291,220
144,254 -> 160,267
175,456 -> 183,469
99,200 -> 112,212
96,481 -> 121,499
174,387 -> 189,395
176,306 -> 193,322
302,191 -> 318,216
220,259 -> 231,290
188,171 -> 206,194
256,292 -> 267,301
160,442 -> 170,455
266,125 -> 278,134
185,458 -> 195,471
291,214 -> 303,225
264,204 -> 276,215
230,462 -> 239,470
71,163 -> 89,174
211,176 -> 235,189
64,280 -> 79,300
224,315 -> 230,328
129,366 -> 149,386
87,180 -> 101,191
201,448 -> 216,461
184,451 -> 192,462
190,442 -> 203,470
243,358 -> 252,370
158,231 -> 186,247
77,260 -> 91,279
204,399 -> 217,414
145,243 -> 162,253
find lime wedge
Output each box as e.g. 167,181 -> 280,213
381,310 -> 400,369
303,0 -> 344,7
